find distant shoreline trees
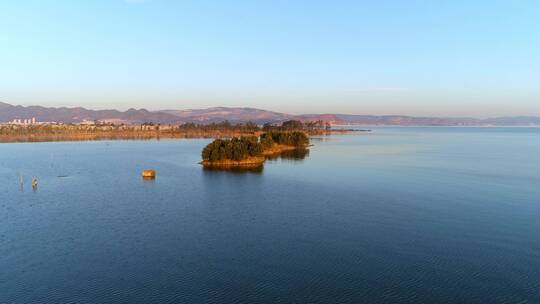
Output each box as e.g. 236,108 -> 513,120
179,119 -> 325,133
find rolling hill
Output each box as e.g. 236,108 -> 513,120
1,102 -> 539,126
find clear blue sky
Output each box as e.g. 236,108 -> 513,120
1,0 -> 539,117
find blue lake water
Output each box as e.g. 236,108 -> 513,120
1,127 -> 539,303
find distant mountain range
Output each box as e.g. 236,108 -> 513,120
0,102 -> 179,124
161,107 -> 291,124
1,101 -> 540,126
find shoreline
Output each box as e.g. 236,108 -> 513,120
200,156 -> 266,168
261,144 -> 303,156
0,130 -> 259,143
0,129 -> 356,144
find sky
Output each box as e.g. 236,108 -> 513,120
0,0 -> 539,117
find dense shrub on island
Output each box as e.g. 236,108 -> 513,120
201,132 -> 309,164
201,136 -> 263,161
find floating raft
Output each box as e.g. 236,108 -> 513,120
141,170 -> 156,179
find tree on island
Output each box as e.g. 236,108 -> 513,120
261,131 -> 309,147
281,120 -> 304,130
260,133 -> 275,149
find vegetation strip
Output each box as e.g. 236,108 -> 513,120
0,120 -> 356,143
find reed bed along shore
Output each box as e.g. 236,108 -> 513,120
0,123 -> 356,143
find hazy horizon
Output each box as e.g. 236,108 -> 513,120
3,99 -> 540,119
1,1 -> 539,117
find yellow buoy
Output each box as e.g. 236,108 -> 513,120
141,170 -> 156,179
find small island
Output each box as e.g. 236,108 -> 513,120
200,131 -> 310,169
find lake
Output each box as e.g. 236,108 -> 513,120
1,127 -> 539,303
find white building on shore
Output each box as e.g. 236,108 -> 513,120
10,117 -> 38,125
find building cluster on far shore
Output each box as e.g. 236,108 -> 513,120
8,117 -> 38,125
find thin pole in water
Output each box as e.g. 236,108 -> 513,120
19,173 -> 24,191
